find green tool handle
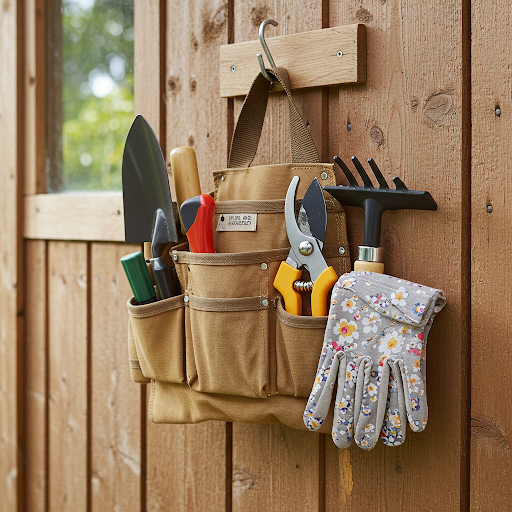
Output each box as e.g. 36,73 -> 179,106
120,251 -> 157,304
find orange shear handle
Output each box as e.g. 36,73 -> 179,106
311,266 -> 338,317
273,261 -> 302,315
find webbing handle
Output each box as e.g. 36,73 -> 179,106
227,67 -> 319,168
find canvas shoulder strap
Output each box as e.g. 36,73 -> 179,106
228,67 -> 320,168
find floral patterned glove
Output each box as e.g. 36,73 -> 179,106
303,271 -> 446,450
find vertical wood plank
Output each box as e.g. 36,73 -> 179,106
233,424 -> 320,511
0,0 -> 19,509
24,0 -> 46,195
25,240 -> 48,512
231,2 -> 325,511
48,241 -> 88,512
471,0 -> 512,507
327,1 -> 469,510
143,1 -> 229,510
165,0 -> 230,191
90,243 -> 142,511
134,0 -> 164,133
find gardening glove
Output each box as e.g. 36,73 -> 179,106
303,271 -> 446,450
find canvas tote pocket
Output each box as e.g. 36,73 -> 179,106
185,294 -> 271,398
275,298 -> 328,397
127,294 -> 186,384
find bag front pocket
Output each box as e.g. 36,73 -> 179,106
127,294 -> 186,383
275,298 -> 327,397
185,294 -> 271,398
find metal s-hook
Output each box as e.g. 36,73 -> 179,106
257,19 -> 279,82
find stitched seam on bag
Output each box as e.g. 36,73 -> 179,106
187,294 -> 268,312
129,299 -> 186,318
214,199 -> 343,214
173,248 -> 289,266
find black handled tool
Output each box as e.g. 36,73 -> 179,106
324,156 -> 437,273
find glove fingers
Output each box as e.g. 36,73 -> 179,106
380,360 -> 407,446
331,355 -> 361,448
353,357 -> 390,450
398,359 -> 428,432
304,347 -> 342,431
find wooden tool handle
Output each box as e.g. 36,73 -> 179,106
170,147 -> 202,235
353,260 -> 385,273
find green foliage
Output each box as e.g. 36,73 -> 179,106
61,0 -> 134,191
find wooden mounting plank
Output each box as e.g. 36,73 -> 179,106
220,24 -> 366,97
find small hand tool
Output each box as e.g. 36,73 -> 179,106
324,156 -> 437,273
170,147 -> 202,235
122,115 -> 178,246
120,251 -> 157,305
150,209 -> 180,299
180,194 -> 216,253
273,176 -> 338,317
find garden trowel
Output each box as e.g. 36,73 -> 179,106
122,115 -> 179,297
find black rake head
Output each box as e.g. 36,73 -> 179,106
324,156 -> 437,248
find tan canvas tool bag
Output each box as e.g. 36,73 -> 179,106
127,68 -> 351,432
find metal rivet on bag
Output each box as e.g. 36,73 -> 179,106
262,299 -> 269,307
261,263 -> 268,270
184,295 -> 189,303
231,65 -> 236,72
173,254 -> 178,261
339,246 -> 346,255
321,172 -> 328,180
187,265 -> 190,271
221,175 -> 225,181
337,50 -> 343,58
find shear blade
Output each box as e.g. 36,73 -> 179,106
299,177 -> 327,243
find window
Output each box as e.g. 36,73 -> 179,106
46,0 -> 134,192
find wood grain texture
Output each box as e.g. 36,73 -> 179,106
24,0 -> 46,195
145,422 -> 228,512
24,193 -> 125,242
220,24 -> 365,97
48,242 -> 88,512
90,243 -> 142,511
25,241 -> 48,512
471,0 -> 512,507
232,424 -> 321,512
165,0 -> 230,193
0,0 -> 19,509
327,1 -> 468,510
232,1 -> 326,510
143,1 -> 229,509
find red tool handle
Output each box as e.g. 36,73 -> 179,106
180,194 -> 215,253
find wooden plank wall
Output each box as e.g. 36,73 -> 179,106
3,0 -> 512,510
1,1 -> 20,511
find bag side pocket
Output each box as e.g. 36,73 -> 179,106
275,298 -> 327,397
127,295 -> 186,383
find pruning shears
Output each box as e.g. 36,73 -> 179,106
273,176 -> 338,317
